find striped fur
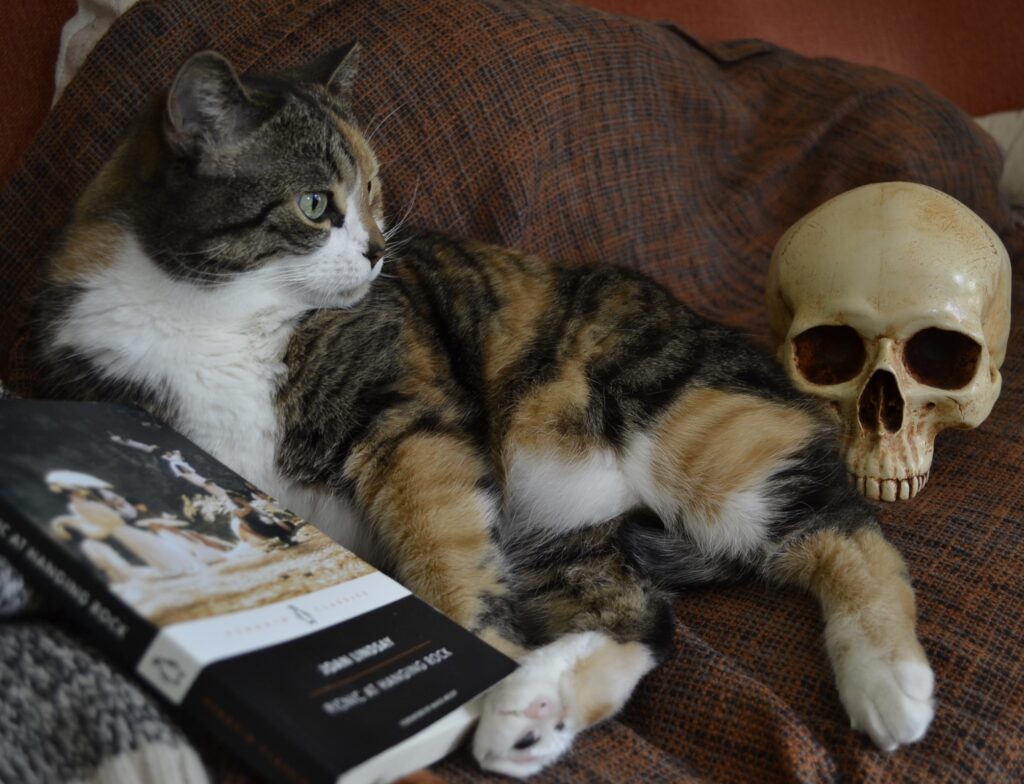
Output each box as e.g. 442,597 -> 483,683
35,48 -> 934,776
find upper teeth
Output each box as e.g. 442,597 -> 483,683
849,472 -> 930,502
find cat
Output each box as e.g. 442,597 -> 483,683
35,44 -> 935,777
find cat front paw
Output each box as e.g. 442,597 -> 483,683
473,631 -> 652,777
472,677 -> 575,778
838,656 -> 935,751
473,632 -> 608,777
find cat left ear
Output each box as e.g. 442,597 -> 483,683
165,50 -> 263,156
298,42 -> 362,100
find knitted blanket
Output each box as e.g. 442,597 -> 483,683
0,373 -> 209,783
0,562 -> 210,783
1,1 -> 1021,782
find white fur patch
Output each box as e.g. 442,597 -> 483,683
622,433 -> 775,559
474,631 -> 654,778
504,449 -> 637,533
53,230 -> 376,552
826,616 -> 935,750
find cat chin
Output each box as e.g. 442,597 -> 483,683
323,282 -> 372,309
311,255 -> 385,309
298,257 -> 385,310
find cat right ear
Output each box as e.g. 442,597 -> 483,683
297,42 -> 362,100
165,51 -> 260,156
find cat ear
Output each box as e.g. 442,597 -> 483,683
165,51 -> 261,155
298,42 -> 362,100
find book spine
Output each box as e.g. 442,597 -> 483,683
0,500 -> 155,667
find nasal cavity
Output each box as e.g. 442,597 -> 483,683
858,370 -> 904,434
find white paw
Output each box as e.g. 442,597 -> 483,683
473,632 -> 604,778
472,670 -> 575,778
838,657 -> 935,751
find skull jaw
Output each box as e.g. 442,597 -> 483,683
851,470 -> 930,502
843,427 -> 936,502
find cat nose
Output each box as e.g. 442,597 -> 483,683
364,239 -> 385,263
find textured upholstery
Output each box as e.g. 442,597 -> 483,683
587,0 -> 1024,117
0,0 -> 76,188
0,1 -> 1020,781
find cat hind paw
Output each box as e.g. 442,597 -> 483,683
840,657 -> 935,751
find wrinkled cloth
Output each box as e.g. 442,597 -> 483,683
0,1 -> 1020,782
0,378 -> 208,783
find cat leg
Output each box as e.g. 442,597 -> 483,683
771,524 -> 934,750
472,519 -> 674,778
349,429 -> 512,639
473,629 -> 658,778
625,387 -> 934,748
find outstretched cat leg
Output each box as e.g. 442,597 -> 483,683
626,385 -> 934,749
349,428 -> 511,636
473,630 -> 657,778
772,524 -> 934,750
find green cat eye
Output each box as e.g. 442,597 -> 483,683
298,192 -> 330,221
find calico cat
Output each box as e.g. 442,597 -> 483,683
36,45 -> 935,777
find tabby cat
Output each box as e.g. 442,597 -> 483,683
36,45 -> 935,776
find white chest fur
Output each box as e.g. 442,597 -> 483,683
54,233 -> 365,550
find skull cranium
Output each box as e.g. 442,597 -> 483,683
767,182 -> 1011,501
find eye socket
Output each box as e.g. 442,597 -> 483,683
904,328 -> 981,389
298,192 -> 330,221
792,325 -> 866,385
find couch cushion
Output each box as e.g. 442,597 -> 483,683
0,1 -> 1020,782
585,0 -> 1024,116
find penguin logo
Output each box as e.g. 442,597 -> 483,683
289,605 -> 316,626
152,656 -> 186,686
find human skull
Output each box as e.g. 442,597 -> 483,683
767,182 -> 1011,501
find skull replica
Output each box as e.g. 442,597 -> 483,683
767,182 -> 1011,502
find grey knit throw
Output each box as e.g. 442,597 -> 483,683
0,380 -> 211,784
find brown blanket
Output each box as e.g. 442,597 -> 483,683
1,0 -> 1021,781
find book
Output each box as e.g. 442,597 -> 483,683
0,399 -> 517,784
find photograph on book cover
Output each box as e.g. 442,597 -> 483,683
0,404 -> 373,627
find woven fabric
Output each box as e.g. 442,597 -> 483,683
0,0 -> 1020,782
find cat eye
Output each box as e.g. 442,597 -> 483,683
298,192 -> 331,221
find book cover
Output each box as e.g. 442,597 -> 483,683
0,399 -> 516,784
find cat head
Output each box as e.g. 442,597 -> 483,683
71,44 -> 387,309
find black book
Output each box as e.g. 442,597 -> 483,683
0,399 -> 516,784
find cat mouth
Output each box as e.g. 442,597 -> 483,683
323,256 -> 386,307
352,255 -> 385,289
369,257 -> 385,280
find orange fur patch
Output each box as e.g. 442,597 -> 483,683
503,363 -> 593,459
653,388 -> 818,521
351,431 -> 501,627
482,251 -> 555,390
774,527 -> 919,650
569,639 -> 655,728
49,220 -> 124,283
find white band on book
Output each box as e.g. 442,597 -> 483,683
137,571 -> 411,704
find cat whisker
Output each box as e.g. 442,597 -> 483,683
364,103 -> 404,145
383,177 -> 421,246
